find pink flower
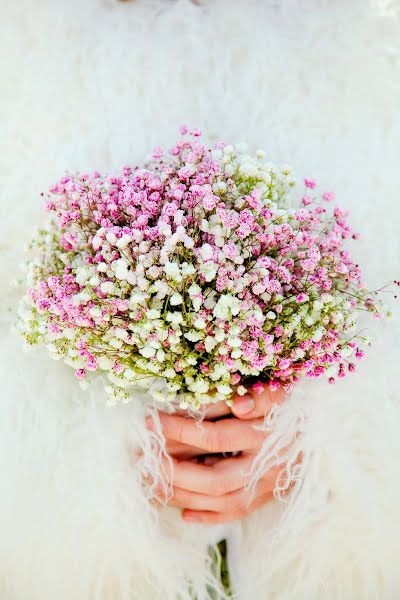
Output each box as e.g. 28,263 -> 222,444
301,195 -> 312,206
189,127 -> 202,137
322,191 -> 335,202
295,209 -> 311,222
75,369 -> 86,380
230,373 -> 241,385
252,381 -> 264,395
203,195 -> 217,211
151,146 -> 164,159
296,293 -> 309,303
304,178 -> 316,189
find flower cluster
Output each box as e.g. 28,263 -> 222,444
18,128 -> 387,407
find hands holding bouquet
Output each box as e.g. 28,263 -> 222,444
147,383 -> 286,524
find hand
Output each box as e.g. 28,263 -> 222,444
146,385 -> 285,524
158,384 -> 283,462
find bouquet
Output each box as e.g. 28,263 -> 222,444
18,127 -> 389,409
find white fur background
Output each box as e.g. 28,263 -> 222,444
1,1 -> 400,599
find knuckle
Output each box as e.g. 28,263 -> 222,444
175,419 -> 187,445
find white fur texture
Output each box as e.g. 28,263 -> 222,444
1,1 -> 400,598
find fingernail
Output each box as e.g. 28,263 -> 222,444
233,396 -> 255,415
146,416 -> 155,431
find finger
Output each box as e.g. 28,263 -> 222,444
169,477 -> 272,511
166,440 -> 212,460
231,385 -> 284,420
163,453 -> 255,496
201,401 -> 232,421
181,491 -> 274,524
147,414 -> 267,453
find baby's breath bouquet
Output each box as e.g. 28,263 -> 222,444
19,127 -> 387,408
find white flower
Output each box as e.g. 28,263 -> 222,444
204,336 -> 218,352
200,262 -> 218,282
116,234 -> 132,250
214,328 -> 225,343
106,232 -> 117,245
224,164 -> 235,176
137,275 -> 150,291
189,379 -> 210,394
193,316 -> 206,329
192,297 -> 202,312
183,236 -> 195,249
312,327 -> 325,342
204,294 -> 217,310
92,236 -> 103,251
170,292 -> 183,306
89,275 -> 100,287
200,219 -> 210,233
266,311 -> 276,320
213,294 -> 241,319
108,338 -> 123,349
212,181 -> 227,194
313,300 -> 324,311
139,346 -> 156,358
139,241 -> 150,254
159,221 -> 172,237
163,368 -> 176,379
188,283 -> 202,297
114,327 -> 129,340
200,244 -> 214,261
181,262 -> 196,277
113,258 -> 129,280
184,331 -> 203,342
97,262 -> 108,273
236,385 -> 247,396
152,280 -> 169,299
340,345 -> 354,358
211,363 -> 229,380
156,349 -> 166,362
216,383 -> 232,395
97,356 -> 115,370
227,336 -> 241,348
129,291 -> 146,306
75,266 -> 91,285
100,281 -> 115,295
146,309 -> 161,320
164,262 -> 182,282
147,266 -> 162,279
166,311 -> 183,325
174,210 -> 184,225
